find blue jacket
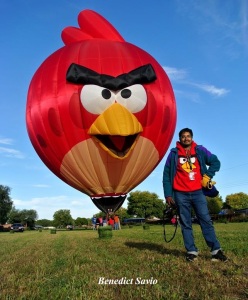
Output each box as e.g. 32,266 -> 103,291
163,145 -> 220,198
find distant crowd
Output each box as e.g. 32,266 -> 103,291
91,214 -> 121,230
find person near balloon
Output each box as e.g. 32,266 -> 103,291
95,217 -> 100,230
102,216 -> 108,226
108,216 -> 114,228
163,128 -> 228,262
114,215 -> 120,230
91,216 -> 96,230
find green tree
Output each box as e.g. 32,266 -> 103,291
226,192 -> 248,210
206,195 -> 223,214
8,207 -> 21,223
36,219 -> 53,227
53,209 -> 73,227
8,207 -> 38,227
95,211 -> 105,218
114,207 -> 130,221
0,185 -> 13,224
127,191 -> 164,218
74,217 -> 88,226
22,209 -> 38,228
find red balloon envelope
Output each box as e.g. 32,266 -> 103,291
26,10 -> 177,213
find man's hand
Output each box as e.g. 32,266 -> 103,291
165,196 -> 175,206
201,174 -> 216,189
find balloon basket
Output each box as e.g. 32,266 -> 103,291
143,224 -> 150,230
50,229 -> 57,234
98,226 -> 113,239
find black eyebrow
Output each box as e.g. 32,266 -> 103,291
66,63 -> 157,90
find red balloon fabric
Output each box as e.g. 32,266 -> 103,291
26,10 -> 177,212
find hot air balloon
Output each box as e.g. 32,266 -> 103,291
26,10 -> 177,213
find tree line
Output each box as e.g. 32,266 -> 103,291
1,185 -> 248,227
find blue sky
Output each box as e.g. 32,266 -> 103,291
0,0 -> 247,220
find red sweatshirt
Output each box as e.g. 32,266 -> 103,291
173,141 -> 202,192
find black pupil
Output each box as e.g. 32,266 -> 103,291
102,89 -> 111,99
121,89 -> 131,99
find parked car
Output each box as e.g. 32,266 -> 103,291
34,225 -> 43,230
66,225 -> 73,230
10,223 -> 25,232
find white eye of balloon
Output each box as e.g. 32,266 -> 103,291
80,85 -> 115,114
116,84 -> 147,113
190,157 -> 196,163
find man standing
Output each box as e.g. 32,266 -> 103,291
91,215 -> 96,230
114,215 -> 120,230
163,128 -> 227,262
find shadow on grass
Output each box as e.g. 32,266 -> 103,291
125,241 -> 184,258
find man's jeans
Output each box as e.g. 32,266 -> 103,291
174,189 -> 220,255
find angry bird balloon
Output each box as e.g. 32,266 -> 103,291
26,10 -> 177,213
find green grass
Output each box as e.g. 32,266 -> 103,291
0,223 -> 248,300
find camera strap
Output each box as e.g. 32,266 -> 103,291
163,207 -> 178,243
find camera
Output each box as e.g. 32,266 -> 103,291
163,203 -> 177,219
164,207 -> 173,216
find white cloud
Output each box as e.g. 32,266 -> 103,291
241,0 -> 248,48
0,138 -> 13,145
12,195 -> 96,219
13,196 -> 67,207
71,200 -> 83,205
176,0 -> 248,50
32,184 -> 50,188
189,82 -> 229,97
0,146 -> 25,159
163,66 -> 187,80
163,65 -> 229,97
0,136 -> 25,159
174,89 -> 201,103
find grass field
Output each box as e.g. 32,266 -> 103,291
0,223 -> 248,300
